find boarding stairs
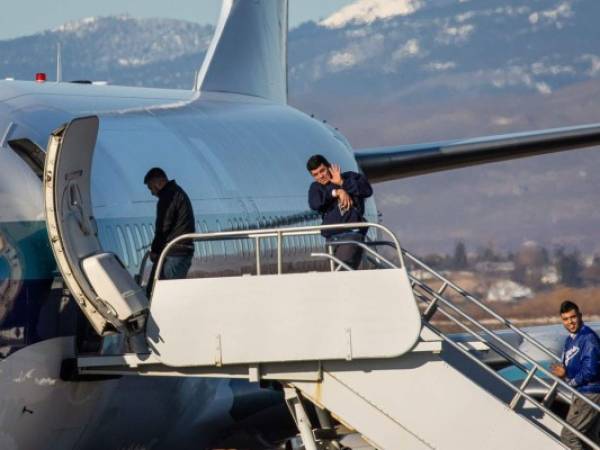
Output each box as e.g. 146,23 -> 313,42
43,118 -> 598,449
55,223 -> 600,450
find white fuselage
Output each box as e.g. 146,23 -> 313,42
0,80 -> 376,449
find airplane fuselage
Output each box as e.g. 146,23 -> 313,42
0,80 -> 377,449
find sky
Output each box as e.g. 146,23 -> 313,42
0,0 -> 355,40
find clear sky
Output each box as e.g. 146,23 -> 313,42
0,0 -> 355,40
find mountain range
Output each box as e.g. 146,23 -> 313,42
1,0 -> 600,254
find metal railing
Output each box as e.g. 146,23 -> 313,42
151,227 -> 599,447
398,246 -> 600,449
153,222 -> 404,284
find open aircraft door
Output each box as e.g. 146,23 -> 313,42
44,116 -> 148,337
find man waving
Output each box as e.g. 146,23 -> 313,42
306,154 -> 372,269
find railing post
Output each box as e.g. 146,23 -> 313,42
509,367 -> 537,410
543,381 -> 559,407
327,244 -> 334,272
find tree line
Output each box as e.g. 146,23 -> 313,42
419,241 -> 600,289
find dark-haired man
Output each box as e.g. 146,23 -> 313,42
144,167 -> 195,282
306,154 -> 372,269
551,300 -> 600,449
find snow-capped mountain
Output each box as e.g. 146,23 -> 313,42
320,0 -> 424,28
1,0 -> 598,99
0,16 -> 213,85
289,0 -> 600,101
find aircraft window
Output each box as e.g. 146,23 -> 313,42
299,218 -> 307,251
262,218 -> 270,256
228,219 -> 239,257
115,226 -> 130,267
294,224 -> 302,255
304,219 -> 312,250
311,232 -> 318,250
279,217 -> 288,255
141,224 -> 152,246
288,219 -> 295,255
139,224 -> 147,245
287,219 -> 295,251
193,221 -> 203,260
231,219 -> 239,256
198,220 -> 214,261
237,218 -> 243,251
132,225 -> 144,256
200,220 -> 212,258
235,218 -> 243,256
286,217 -> 297,255
98,224 -> 113,254
125,225 -> 139,266
268,216 -> 276,257
243,218 -> 252,257
215,219 -> 225,257
237,218 -> 247,257
7,138 -> 45,180
255,220 -> 263,256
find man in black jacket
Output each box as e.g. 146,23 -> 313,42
307,154 -> 373,269
144,167 -> 195,281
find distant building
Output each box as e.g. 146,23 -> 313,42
474,261 -> 515,274
584,255 -> 596,268
487,280 -> 533,302
409,269 -> 435,281
540,266 -> 559,285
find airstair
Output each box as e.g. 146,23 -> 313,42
44,118 -> 600,449
62,222 -> 600,450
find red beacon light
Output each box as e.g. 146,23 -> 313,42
35,73 -> 47,83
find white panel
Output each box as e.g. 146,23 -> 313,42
147,269 -> 421,367
81,253 -> 148,322
294,354 -> 564,450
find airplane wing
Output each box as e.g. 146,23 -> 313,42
355,123 -> 600,183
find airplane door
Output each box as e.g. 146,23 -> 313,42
44,116 -> 147,336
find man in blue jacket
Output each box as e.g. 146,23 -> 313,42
551,300 -> 600,449
306,154 -> 373,269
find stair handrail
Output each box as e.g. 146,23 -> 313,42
403,248 -> 562,363
421,319 -> 600,450
411,278 -> 573,403
359,239 -> 600,425
153,222 -> 405,285
363,239 -> 562,363
397,247 -> 600,418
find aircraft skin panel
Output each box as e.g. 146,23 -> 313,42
0,335 -> 290,450
95,100 -> 354,203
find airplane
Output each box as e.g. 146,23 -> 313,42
2,0 -> 600,449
